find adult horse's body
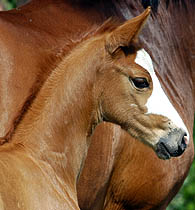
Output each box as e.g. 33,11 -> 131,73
0,0 -> 194,209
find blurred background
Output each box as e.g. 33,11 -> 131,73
0,0 -> 29,10
0,0 -> 194,209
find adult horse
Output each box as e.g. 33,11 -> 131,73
0,0 -> 194,209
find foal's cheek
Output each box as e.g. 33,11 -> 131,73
131,92 -> 148,108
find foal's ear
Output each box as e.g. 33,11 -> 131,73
105,7 -> 151,55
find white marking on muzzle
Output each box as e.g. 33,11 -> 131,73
135,49 -> 189,142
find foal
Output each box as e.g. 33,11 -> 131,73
0,8 -> 188,209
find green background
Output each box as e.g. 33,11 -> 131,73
0,0 -> 17,10
0,1 -> 195,209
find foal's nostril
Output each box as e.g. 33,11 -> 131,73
183,133 -> 188,145
178,133 -> 187,153
170,133 -> 187,157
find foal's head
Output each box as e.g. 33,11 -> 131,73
89,7 -> 188,159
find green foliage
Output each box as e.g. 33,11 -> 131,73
168,116 -> 195,210
1,0 -> 17,10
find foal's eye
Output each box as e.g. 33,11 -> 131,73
131,77 -> 149,89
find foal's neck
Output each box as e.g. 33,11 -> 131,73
11,36 -> 104,181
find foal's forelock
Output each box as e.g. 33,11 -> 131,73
135,49 -> 189,142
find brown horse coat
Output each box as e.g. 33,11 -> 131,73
0,0 -> 194,209
0,7 -> 184,209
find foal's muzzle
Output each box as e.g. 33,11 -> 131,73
156,129 -> 188,160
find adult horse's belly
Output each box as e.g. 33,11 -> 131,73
78,123 -> 194,210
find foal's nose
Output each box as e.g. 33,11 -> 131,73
166,131 -> 188,157
156,130 -> 188,160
